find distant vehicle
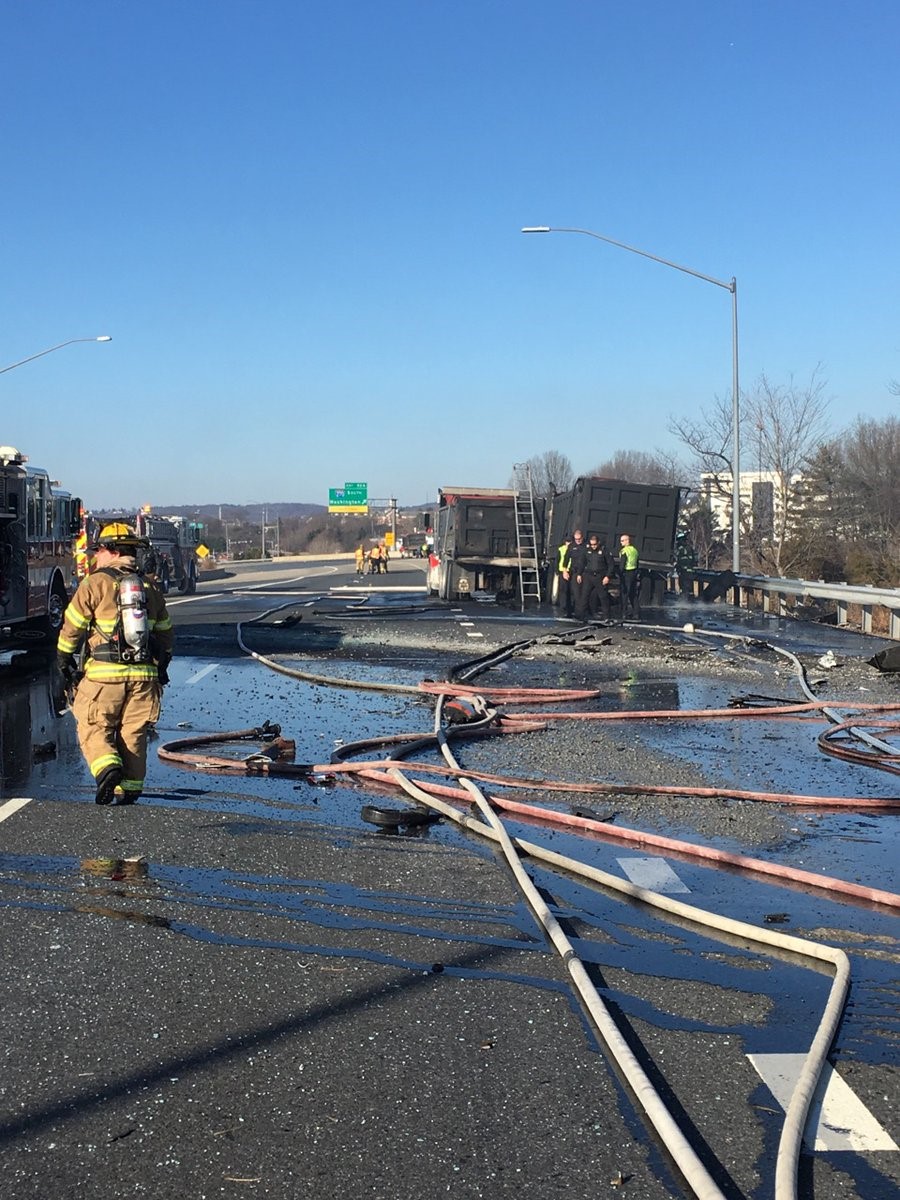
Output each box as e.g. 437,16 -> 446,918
0,444 -> 81,652
79,508 -> 202,594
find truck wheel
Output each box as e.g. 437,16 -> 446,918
438,561 -> 451,600
186,562 -> 197,594
45,579 -> 68,639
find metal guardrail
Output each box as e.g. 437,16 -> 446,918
685,570 -> 900,641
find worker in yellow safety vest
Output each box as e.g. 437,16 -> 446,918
555,534 -> 573,616
57,522 -> 174,805
618,533 -> 641,620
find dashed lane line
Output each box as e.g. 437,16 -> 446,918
748,1053 -> 898,1152
451,611 -> 484,638
0,798 -> 31,824
186,663 -> 220,685
617,856 -> 691,894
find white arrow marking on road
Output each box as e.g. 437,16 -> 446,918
748,1053 -> 898,1151
186,663 -> 219,685
616,856 -> 690,893
0,798 -> 31,824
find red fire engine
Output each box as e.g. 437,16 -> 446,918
0,445 -> 80,653
78,507 -> 201,594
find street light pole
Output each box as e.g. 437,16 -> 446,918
0,335 -> 112,375
521,226 -> 741,573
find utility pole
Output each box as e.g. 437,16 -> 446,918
261,507 -> 266,559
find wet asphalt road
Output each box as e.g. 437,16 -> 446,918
1,556 -> 898,1200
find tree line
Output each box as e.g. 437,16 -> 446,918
520,370 -> 899,586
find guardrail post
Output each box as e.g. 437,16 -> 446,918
862,605 -> 873,634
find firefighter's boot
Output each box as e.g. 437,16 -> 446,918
95,765 -> 124,806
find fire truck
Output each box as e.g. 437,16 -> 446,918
0,445 -> 81,653
79,508 -> 202,594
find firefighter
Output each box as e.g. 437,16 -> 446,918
354,543 -> 366,576
56,522 -> 174,806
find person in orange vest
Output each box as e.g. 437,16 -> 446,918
379,542 -> 389,573
368,544 -> 382,574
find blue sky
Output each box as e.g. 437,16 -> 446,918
2,1 -> 898,509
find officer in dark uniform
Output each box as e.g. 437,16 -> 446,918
567,529 -> 589,620
582,533 -> 613,620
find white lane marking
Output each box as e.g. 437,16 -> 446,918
616,856 -> 690,894
164,592 -> 224,606
0,798 -> 31,824
465,631 -> 484,639
186,663 -> 219,685
748,1053 -> 898,1152
459,621 -> 476,626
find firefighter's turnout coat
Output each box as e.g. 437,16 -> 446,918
59,558 -> 174,797
59,561 -> 174,682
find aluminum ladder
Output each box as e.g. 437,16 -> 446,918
512,462 -> 542,610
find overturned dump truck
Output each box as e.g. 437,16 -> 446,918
547,477 -> 682,605
427,486 -> 546,603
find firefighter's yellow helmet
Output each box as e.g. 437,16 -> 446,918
98,522 -> 146,550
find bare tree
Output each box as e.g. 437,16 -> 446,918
513,451 -> 574,498
669,369 -> 831,573
838,414 -> 900,584
668,392 -> 736,521
586,449 -> 686,486
743,368 -> 831,574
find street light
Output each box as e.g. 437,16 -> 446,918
0,335 -> 112,375
521,225 -> 741,573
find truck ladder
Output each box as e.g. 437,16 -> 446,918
512,463 -> 542,610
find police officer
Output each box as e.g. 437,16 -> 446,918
567,529 -> 589,619
582,533 -> 613,620
618,532 -> 640,619
57,523 -> 174,805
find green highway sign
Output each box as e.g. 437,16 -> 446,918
328,482 -> 368,513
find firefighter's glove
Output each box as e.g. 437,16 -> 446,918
157,657 -> 171,687
57,654 -> 80,692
